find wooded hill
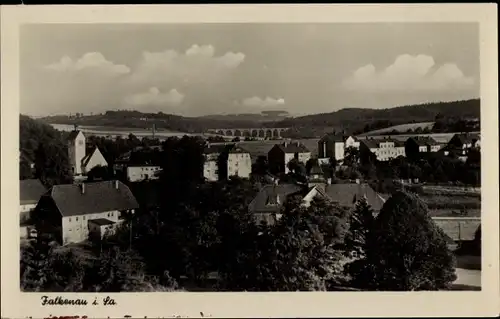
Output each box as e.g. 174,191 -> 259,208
40,99 -> 479,135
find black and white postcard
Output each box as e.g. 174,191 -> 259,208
1,4 -> 499,318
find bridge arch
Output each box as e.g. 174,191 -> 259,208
251,130 -> 258,137
226,130 -> 233,136
234,129 -> 242,137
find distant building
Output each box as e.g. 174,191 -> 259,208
359,137 -> 405,162
114,146 -> 163,182
126,165 -> 162,182
268,141 -> 312,174
405,136 -> 443,159
68,129 -> 108,177
20,179 -> 47,239
227,145 -> 252,179
447,133 -> 481,153
33,180 -> 139,245
318,134 -> 360,162
345,136 -> 361,150
203,144 -> 223,182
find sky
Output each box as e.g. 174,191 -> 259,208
20,23 -> 480,117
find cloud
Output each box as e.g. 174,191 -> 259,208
45,52 -> 130,75
131,44 -> 245,85
124,87 -> 185,108
239,96 -> 286,108
343,54 -> 475,92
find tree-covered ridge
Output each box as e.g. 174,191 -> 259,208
19,115 -> 72,187
38,99 -> 479,136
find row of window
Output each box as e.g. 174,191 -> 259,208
67,212 -> 115,223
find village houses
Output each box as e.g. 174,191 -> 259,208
33,180 -> 139,245
268,141 -> 312,175
203,144 -> 224,181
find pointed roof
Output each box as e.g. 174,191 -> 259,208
320,133 -> 347,143
229,145 -> 250,154
81,147 -> 106,168
276,141 -> 310,153
67,130 -> 84,141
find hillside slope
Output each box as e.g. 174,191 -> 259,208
277,99 -> 480,133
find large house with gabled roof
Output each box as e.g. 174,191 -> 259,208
33,180 -> 139,245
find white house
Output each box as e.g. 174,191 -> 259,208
126,165 -> 162,182
227,146 -> 252,179
33,180 -> 139,245
359,137 -> 405,162
203,144 -> 224,182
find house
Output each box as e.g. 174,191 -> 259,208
268,141 -> 312,174
20,179 -> 47,238
68,129 -> 108,177
447,133 -> 481,154
248,178 -> 385,226
227,145 -> 252,179
405,136 -> 442,159
114,146 -> 163,182
345,135 -> 360,150
318,134 -> 360,162
126,165 -> 162,182
318,134 -> 346,161
203,144 -> 224,181
33,180 -> 139,245
359,137 -> 406,162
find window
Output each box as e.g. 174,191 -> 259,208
107,213 -> 110,217
83,216 -> 86,220
76,217 -> 79,221
68,218 -> 71,222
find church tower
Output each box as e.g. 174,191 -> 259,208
67,125 -> 86,176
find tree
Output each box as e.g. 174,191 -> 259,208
219,197 -> 349,291
348,191 -> 457,291
344,147 -> 360,166
87,165 -> 114,182
343,198 -> 375,258
34,142 -> 72,187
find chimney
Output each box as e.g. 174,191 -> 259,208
284,141 -> 288,147
327,178 -> 332,185
274,178 -> 279,185
80,183 -> 85,194
355,178 -> 360,184
115,180 -> 119,190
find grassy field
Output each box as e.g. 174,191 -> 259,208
361,122 -> 435,136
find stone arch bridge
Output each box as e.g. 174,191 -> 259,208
206,127 -> 290,138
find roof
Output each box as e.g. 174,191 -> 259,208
276,141 -> 310,154
318,183 -> 386,211
249,184 -> 304,213
320,133 -> 346,143
20,179 -> 47,205
67,130 -> 83,141
453,133 -> 480,145
360,137 -> 403,149
309,160 -> 324,176
204,144 -> 227,154
359,138 -> 379,149
88,218 -> 116,226
432,217 -> 480,241
49,180 -> 139,217
229,145 -> 250,154
409,136 -> 440,146
81,147 -> 98,167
